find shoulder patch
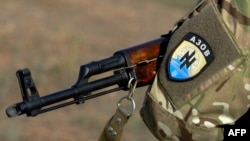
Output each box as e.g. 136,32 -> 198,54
168,33 -> 214,81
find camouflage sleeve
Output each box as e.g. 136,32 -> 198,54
140,1 -> 250,141
217,0 -> 250,53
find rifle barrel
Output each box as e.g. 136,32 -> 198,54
6,72 -> 129,117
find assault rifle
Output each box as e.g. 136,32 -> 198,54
6,34 -> 170,118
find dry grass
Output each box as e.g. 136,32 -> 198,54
0,0 -> 195,140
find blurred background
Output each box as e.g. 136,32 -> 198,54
0,0 -> 195,140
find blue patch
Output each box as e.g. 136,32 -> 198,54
169,57 -> 190,80
168,33 -> 214,81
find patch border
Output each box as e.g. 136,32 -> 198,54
167,32 -> 214,81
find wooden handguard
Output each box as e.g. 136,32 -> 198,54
115,37 -> 169,87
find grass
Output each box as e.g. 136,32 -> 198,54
0,0 -> 194,140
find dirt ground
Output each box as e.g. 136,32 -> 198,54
0,0 -> 195,141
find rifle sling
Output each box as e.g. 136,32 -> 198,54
99,108 -> 130,141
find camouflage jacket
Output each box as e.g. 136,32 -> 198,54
140,0 -> 250,141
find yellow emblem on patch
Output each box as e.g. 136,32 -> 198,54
168,33 -> 214,81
